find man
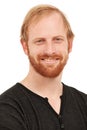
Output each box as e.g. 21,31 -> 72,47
0,4 -> 87,130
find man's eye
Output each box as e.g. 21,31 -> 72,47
37,39 -> 43,42
56,38 -> 62,41
54,38 -> 63,43
35,39 -> 45,45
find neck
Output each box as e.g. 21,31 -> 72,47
21,68 -> 63,99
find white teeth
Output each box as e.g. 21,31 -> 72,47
45,59 -> 54,61
41,59 -> 58,64
42,59 -> 58,61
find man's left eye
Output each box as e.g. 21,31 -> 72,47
56,38 -> 62,41
54,38 -> 63,43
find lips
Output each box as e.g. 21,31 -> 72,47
40,58 -> 59,65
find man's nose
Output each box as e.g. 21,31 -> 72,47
44,42 -> 55,55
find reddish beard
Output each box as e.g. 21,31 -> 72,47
28,53 -> 68,78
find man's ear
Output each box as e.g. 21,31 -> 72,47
20,39 -> 29,55
68,38 -> 73,53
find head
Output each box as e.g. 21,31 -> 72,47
20,4 -> 74,78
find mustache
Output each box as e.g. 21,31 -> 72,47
37,53 -> 62,59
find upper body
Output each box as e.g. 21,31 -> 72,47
0,82 -> 87,130
0,4 -> 85,130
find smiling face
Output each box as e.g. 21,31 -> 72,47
22,12 -> 72,78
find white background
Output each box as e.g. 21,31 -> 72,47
0,0 -> 87,94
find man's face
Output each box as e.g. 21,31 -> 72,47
25,13 -> 72,78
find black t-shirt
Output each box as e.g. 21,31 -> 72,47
0,83 -> 87,130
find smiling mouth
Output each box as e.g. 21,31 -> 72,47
41,58 -> 59,65
41,57 -> 58,60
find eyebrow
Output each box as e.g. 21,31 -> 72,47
53,35 -> 65,39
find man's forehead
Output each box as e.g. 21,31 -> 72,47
29,12 -> 62,28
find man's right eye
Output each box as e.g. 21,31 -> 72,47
37,39 -> 43,42
35,39 -> 45,45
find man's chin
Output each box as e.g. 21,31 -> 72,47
36,68 -> 61,78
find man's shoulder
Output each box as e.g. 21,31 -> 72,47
0,83 -> 27,118
63,83 -> 87,104
0,83 -> 28,130
0,83 -> 26,103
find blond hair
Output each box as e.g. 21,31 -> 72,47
20,4 -> 74,42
